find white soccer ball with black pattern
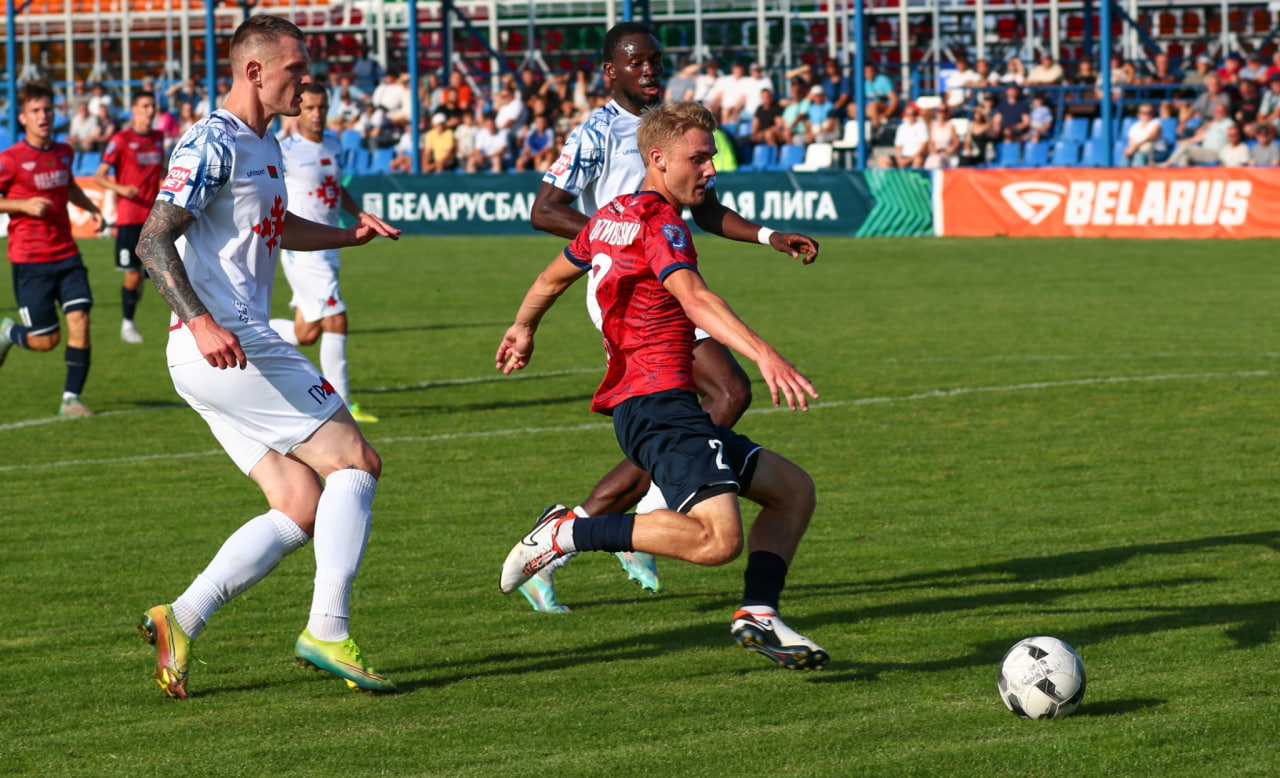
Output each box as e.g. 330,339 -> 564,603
997,636 -> 1086,719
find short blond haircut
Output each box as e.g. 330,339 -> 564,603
636,100 -> 718,167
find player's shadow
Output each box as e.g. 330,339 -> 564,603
352,321 -> 506,335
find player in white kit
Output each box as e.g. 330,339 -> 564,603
270,83 -> 379,423
133,16 -> 402,699
521,22 -> 820,612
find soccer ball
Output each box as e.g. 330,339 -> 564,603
997,636 -> 1086,719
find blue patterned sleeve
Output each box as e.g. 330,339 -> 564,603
542,117 -> 604,198
156,118 -> 234,218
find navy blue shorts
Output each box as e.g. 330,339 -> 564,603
612,389 -> 762,512
10,254 -> 93,336
115,224 -> 146,273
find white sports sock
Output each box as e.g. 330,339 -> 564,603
634,481 -> 669,514
307,468 -> 377,642
171,510 -> 310,639
319,332 -> 350,405
269,318 -> 300,346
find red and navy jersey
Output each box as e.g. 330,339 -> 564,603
565,190 -> 699,414
0,140 -> 78,264
102,127 -> 166,226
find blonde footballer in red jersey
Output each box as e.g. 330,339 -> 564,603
0,81 -> 105,416
498,102 -> 827,670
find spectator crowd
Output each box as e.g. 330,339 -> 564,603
25,44 -> 1280,174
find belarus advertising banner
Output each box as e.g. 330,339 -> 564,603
936,167 -> 1280,239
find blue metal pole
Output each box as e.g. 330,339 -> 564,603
408,0 -> 420,173
621,0 -> 632,23
207,0 -> 217,117
853,0 -> 865,170
7,0 -> 18,136
1101,0 -> 1113,166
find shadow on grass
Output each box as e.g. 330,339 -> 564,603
384,531 -> 1280,696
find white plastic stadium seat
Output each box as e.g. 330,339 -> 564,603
793,142 -> 834,171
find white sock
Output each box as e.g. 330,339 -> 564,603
307,468 -> 377,642
171,510 -> 310,639
269,318 -> 300,346
319,332 -> 350,405
634,481 -> 669,514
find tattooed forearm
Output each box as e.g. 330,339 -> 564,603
137,201 -> 207,323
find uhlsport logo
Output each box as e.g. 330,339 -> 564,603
1000,182 -> 1068,225
1001,179 -> 1251,228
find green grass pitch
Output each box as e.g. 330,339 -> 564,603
3,234 -> 1280,776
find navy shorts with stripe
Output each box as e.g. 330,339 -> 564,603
10,254 -> 93,336
115,224 -> 146,273
612,389 -> 762,512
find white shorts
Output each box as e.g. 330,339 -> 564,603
280,248 -> 345,323
170,335 -> 345,474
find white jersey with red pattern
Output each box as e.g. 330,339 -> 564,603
279,130 -> 343,265
565,190 -> 699,414
157,109 -> 288,363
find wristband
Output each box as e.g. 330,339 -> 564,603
757,226 -> 776,246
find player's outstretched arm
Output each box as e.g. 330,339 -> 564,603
281,211 -> 400,253
67,179 -> 105,232
665,268 -> 818,411
496,252 -> 587,374
138,200 -> 246,370
0,196 -> 54,217
530,182 -> 589,241
689,189 -> 819,264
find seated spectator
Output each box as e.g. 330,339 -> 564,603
718,61 -> 756,127
991,84 -> 1031,141
893,103 -> 929,168
1065,59 -> 1101,117
803,85 -> 841,143
743,63 -> 774,118
1164,102 -> 1235,166
423,112 -> 457,172
388,121 -> 423,174
924,104 -> 960,169
1026,54 -> 1064,86
92,103 -> 118,150
1178,74 -> 1231,138
1240,53 -> 1268,84
1028,93 -> 1053,142
1266,51 -> 1280,84
817,59 -> 851,117
67,101 -> 102,152
371,69 -> 410,128
1259,75 -> 1280,129
152,106 -> 180,153
749,88 -> 787,147
973,59 -> 996,88
1182,55 -> 1215,93
945,55 -> 984,109
1138,53 -> 1182,109
666,57 -> 699,103
1107,54 -> 1137,101
1248,122 -> 1279,165
454,110 -> 479,161
1217,54 -> 1244,87
1217,123 -> 1250,166
781,78 -> 812,144
466,112 -> 509,173
1235,79 -> 1263,132
694,59 -> 724,112
328,80 -> 363,130
515,113 -> 556,172
86,82 -> 116,124
1121,103 -> 1166,167
493,86 -> 528,139
447,70 -> 474,112
351,101 -> 396,150
999,56 -> 1027,87
958,107 -> 992,166
860,63 -> 899,132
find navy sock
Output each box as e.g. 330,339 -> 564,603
572,513 -> 636,553
7,321 -> 30,349
122,286 -> 141,320
742,550 -> 788,611
64,346 -> 90,395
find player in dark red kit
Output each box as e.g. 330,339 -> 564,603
0,81 -> 106,416
497,101 -> 827,670
94,90 -> 165,344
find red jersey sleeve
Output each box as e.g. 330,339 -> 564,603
644,209 -> 698,283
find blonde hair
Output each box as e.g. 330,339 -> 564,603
636,100 -> 717,166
